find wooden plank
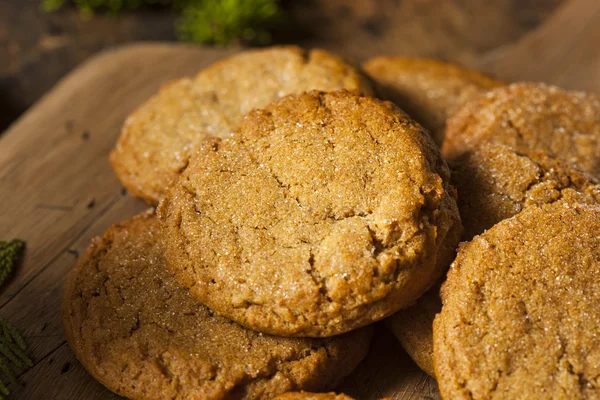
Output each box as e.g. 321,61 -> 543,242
0,0 -> 599,397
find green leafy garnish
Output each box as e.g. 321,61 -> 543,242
41,0 -> 285,44
178,0 -> 283,45
0,240 -> 29,399
0,240 -> 24,288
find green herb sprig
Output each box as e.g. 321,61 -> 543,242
41,0 -> 284,45
0,240 -> 24,288
0,240 -> 29,399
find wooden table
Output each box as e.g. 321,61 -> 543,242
0,0 -> 598,398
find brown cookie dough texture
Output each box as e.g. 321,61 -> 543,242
158,90 -> 462,337
443,82 -> 600,178
453,143 -> 600,239
362,57 -> 502,146
434,203 -> 600,399
387,144 -> 600,377
386,284 -> 441,378
62,211 -> 372,400
110,46 -> 374,204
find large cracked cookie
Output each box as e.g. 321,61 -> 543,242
110,46 -> 373,204
62,211 -> 372,400
434,202 -> 600,399
387,143 -> 600,378
158,90 -> 462,337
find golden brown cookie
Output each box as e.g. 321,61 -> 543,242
434,202 -> 600,399
387,144 -> 600,378
62,211 -> 372,400
443,83 -> 600,177
158,90 -> 462,337
386,284 -> 441,378
110,46 -> 373,204
362,56 -> 502,146
453,143 -> 600,239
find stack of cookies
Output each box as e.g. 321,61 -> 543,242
62,46 -> 600,400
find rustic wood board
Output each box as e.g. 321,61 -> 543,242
0,0 -> 598,398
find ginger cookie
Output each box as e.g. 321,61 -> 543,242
434,202 -> 600,399
110,46 -> 373,204
158,90 -> 462,337
453,143 -> 600,239
386,284 -> 441,378
363,57 -> 502,146
387,144 -> 600,377
442,83 -> 600,178
62,211 -> 372,400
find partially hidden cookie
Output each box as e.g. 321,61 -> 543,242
443,82 -> 600,178
434,202 -> 600,399
453,143 -> 600,239
62,211 -> 372,400
386,284 -> 441,378
363,57 -> 502,146
387,143 -> 600,378
110,46 -> 374,204
158,90 -> 462,337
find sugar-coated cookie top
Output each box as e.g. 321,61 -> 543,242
434,202 -> 600,399
62,211 -> 372,400
158,90 -> 462,337
111,46 -> 373,204
443,82 -> 600,178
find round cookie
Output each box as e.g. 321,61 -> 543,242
110,46 -> 374,204
62,211 -> 372,400
362,57 -> 503,146
158,90 -> 462,337
386,284 -> 441,378
434,202 -> 600,399
387,144 -> 600,378
442,82 -> 600,178
453,143 -> 600,239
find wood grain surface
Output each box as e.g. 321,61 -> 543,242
0,0 -> 598,398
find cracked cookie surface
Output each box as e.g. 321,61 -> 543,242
158,90 -> 462,337
62,211 -> 372,400
363,57 -> 502,147
110,46 -> 373,204
442,83 -> 600,178
434,202 -> 600,400
452,143 -> 600,239
388,144 -> 600,378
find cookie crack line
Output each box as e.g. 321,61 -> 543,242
159,90 -> 459,337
